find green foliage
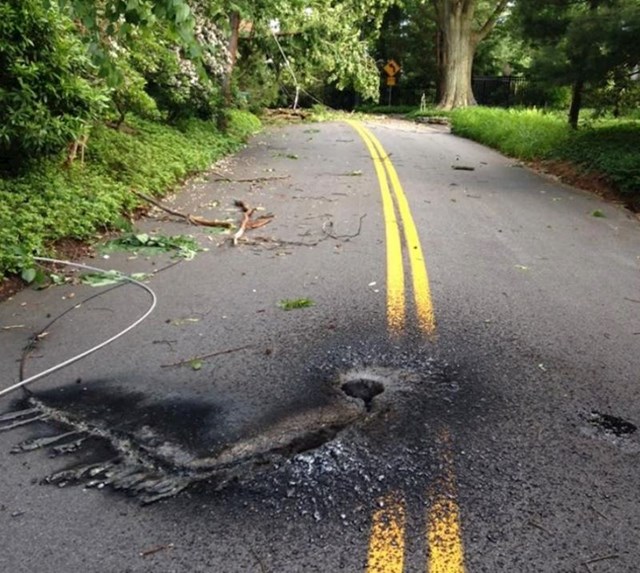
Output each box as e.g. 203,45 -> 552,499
514,0 -> 640,122
557,124 -> 640,195
133,29 -> 222,121
447,107 -> 572,160
277,298 -> 315,311
374,3 -> 438,106
234,0 -> 394,108
102,233 -> 201,259
225,109 -> 263,140
0,0 -> 109,169
82,270 -> 151,286
0,110 -> 260,277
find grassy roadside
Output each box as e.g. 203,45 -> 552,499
0,110 -> 261,281
409,106 -> 640,208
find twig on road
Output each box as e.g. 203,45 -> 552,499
527,519 -> 551,535
139,543 -> 174,558
240,214 -> 367,249
249,547 -> 269,573
133,191 -> 234,229
624,297 -> 640,304
321,214 -> 366,241
160,344 -> 254,368
211,171 -> 290,184
582,554 -> 619,572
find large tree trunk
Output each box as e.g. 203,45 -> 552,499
432,0 -> 509,110
438,2 -> 477,109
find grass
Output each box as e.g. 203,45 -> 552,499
0,110 -> 261,278
449,107 -> 571,160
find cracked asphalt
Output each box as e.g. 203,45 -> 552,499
1,118 -> 639,572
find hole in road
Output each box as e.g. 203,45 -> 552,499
588,411 -> 637,437
341,379 -> 385,412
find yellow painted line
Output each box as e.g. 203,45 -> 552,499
427,430 -> 466,573
346,120 -> 435,336
366,133 -> 436,337
366,492 -> 407,573
345,120 -> 465,573
346,120 -> 405,333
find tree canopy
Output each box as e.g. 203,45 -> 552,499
2,0 -> 640,169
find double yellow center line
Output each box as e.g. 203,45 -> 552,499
346,120 -> 465,573
346,120 -> 435,337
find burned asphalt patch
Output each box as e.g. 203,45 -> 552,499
0,335 -> 487,509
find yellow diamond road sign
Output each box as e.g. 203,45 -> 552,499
384,59 -> 401,77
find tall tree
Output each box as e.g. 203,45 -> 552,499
515,0 -> 640,127
431,0 -> 509,109
230,0 -> 394,107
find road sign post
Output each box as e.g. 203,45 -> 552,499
383,59 -> 401,108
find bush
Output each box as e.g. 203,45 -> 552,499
0,112 -> 261,277
557,124 -> 640,195
449,107 -> 571,160
0,0 -> 108,170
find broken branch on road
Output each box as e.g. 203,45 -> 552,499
211,171 -> 291,184
160,344 -> 254,369
139,543 -> 174,558
232,200 -> 275,245
133,191 -> 234,229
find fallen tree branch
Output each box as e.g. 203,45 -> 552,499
232,200 -> 274,245
211,172 -> 290,184
133,191 -> 234,229
160,344 -> 254,368
239,214 -> 366,248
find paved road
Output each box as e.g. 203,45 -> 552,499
1,118 -> 639,572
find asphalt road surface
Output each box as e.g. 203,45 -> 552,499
1,118 -> 639,573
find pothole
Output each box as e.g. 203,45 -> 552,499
341,379 -> 385,412
587,411 -> 637,437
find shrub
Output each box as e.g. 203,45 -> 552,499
449,107 -> 571,160
556,124 -> 640,195
0,0 -> 108,170
0,112 -> 261,277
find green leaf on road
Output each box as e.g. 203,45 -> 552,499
79,270 -> 125,287
591,210 -> 606,218
21,268 -> 37,284
189,359 -> 203,371
278,298 -> 314,311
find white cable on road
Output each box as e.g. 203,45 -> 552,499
0,257 -> 157,398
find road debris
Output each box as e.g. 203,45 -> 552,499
140,543 -> 175,558
210,171 -> 290,184
277,298 -> 314,311
232,200 -> 274,246
583,554 -> 619,572
160,344 -> 254,368
133,191 -> 234,229
102,233 -> 201,260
